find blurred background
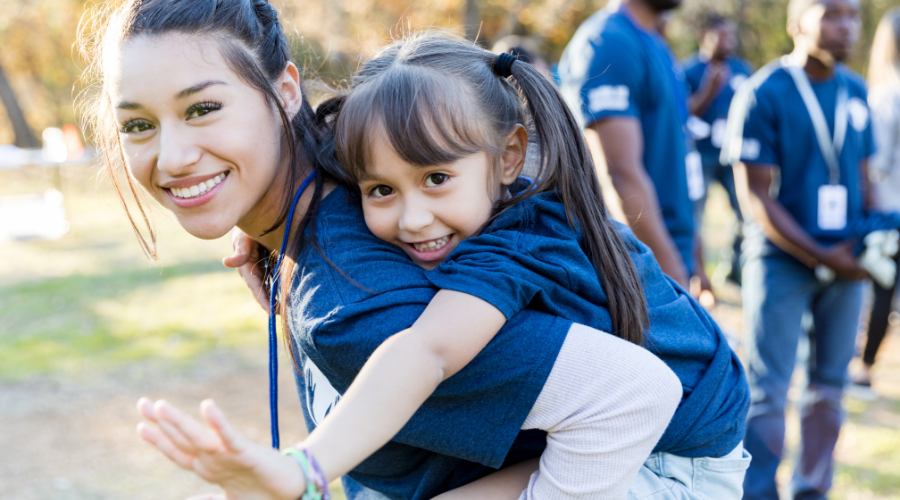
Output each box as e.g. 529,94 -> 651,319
1,0 -> 898,499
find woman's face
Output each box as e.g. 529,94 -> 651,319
109,34 -> 292,240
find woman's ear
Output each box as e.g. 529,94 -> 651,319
500,124 -> 528,185
277,62 -> 303,118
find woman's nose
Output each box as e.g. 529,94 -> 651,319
155,125 -> 202,176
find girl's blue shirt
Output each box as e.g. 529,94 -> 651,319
427,188 -> 750,458
289,186 -> 568,499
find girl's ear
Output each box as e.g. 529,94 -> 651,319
500,124 -> 529,185
277,62 -> 303,118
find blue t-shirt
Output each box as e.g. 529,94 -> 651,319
682,54 -> 754,159
288,186 -> 570,499
558,6 -> 695,272
427,192 -> 749,458
722,62 -> 876,256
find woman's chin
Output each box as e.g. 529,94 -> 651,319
179,220 -> 233,241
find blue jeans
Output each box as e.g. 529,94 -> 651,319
627,443 -> 751,499
741,252 -> 863,500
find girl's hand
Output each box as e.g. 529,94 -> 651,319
136,398 -> 305,500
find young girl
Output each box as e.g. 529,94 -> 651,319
137,31 -> 751,500
82,1 -> 683,499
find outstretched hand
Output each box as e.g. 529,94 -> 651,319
222,229 -> 270,313
136,398 -> 305,500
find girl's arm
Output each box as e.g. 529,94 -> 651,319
139,290 -> 506,500
303,289 -> 507,481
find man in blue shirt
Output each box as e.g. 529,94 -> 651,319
558,0 -> 696,288
721,0 -> 874,498
683,15 -> 754,283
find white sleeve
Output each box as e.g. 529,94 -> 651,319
868,86 -> 900,175
518,323 -> 682,500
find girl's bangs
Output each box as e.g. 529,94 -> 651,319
338,66 -> 493,180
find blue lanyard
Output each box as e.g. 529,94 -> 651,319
619,6 -> 689,125
266,169 -> 317,449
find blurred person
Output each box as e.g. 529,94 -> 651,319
721,0 -> 876,498
491,35 -> 551,79
559,0 -> 699,289
683,14 -> 755,285
851,7 -> 900,391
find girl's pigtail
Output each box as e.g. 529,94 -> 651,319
506,59 -> 648,346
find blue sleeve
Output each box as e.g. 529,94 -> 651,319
723,82 -> 779,166
577,37 -> 644,126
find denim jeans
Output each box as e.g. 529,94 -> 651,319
627,443 -> 751,499
741,252 -> 863,500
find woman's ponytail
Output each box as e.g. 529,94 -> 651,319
504,58 -> 648,346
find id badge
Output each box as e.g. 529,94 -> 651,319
711,119 -> 727,148
686,151 -> 705,201
818,184 -> 847,230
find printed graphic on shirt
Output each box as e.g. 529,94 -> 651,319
730,74 -> 748,91
847,97 -> 870,132
588,85 -> 630,112
304,357 -> 342,426
731,137 -> 761,161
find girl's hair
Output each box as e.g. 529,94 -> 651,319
77,0 -> 349,350
868,8 -> 900,87
334,32 -> 648,345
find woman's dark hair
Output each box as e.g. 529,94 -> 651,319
335,31 -> 648,345
77,0 -> 349,349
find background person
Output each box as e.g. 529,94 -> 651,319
558,0 -> 696,288
683,14 -> 755,285
721,0 -> 875,498
851,7 -> 900,391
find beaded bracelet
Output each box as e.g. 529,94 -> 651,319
283,447 -> 331,500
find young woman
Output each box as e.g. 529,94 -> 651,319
80,1 -> 682,499
853,7 -> 900,390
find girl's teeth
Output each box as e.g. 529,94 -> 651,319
414,236 -> 449,252
171,173 -> 226,199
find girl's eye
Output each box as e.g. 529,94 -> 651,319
120,119 -> 154,134
369,185 -> 394,198
186,100 -> 223,120
424,173 -> 449,187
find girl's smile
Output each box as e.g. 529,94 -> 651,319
404,234 -> 456,266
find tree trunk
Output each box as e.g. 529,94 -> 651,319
464,0 -> 482,43
0,62 -> 38,148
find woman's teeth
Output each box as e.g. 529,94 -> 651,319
170,173 -> 226,199
413,236 -> 450,252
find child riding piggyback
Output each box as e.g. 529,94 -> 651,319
147,31 -> 751,500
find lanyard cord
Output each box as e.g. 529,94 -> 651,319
782,56 -> 848,185
266,169 -> 317,449
620,6 -> 689,125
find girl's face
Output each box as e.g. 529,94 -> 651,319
358,129 -> 526,270
109,34 -> 297,241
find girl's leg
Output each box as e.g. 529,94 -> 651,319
431,324 -> 680,500
519,323 -> 681,500
431,459 -> 540,500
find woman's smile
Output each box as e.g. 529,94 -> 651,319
163,172 -> 229,208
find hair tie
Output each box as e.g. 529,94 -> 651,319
493,52 -> 518,78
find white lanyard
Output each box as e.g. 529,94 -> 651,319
782,56 -> 848,185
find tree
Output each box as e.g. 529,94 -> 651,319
0,61 -> 37,148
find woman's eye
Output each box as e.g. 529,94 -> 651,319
186,101 -> 223,120
120,120 -> 154,134
425,173 -> 449,187
369,185 -> 394,198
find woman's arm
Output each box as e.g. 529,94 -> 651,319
304,289 -> 507,481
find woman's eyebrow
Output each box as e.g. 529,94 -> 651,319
176,80 -> 227,99
116,80 -> 228,110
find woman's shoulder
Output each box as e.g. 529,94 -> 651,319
295,185 -> 432,304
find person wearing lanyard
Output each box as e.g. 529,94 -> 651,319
558,0 -> 697,288
720,0 -> 875,499
683,15 -> 755,285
